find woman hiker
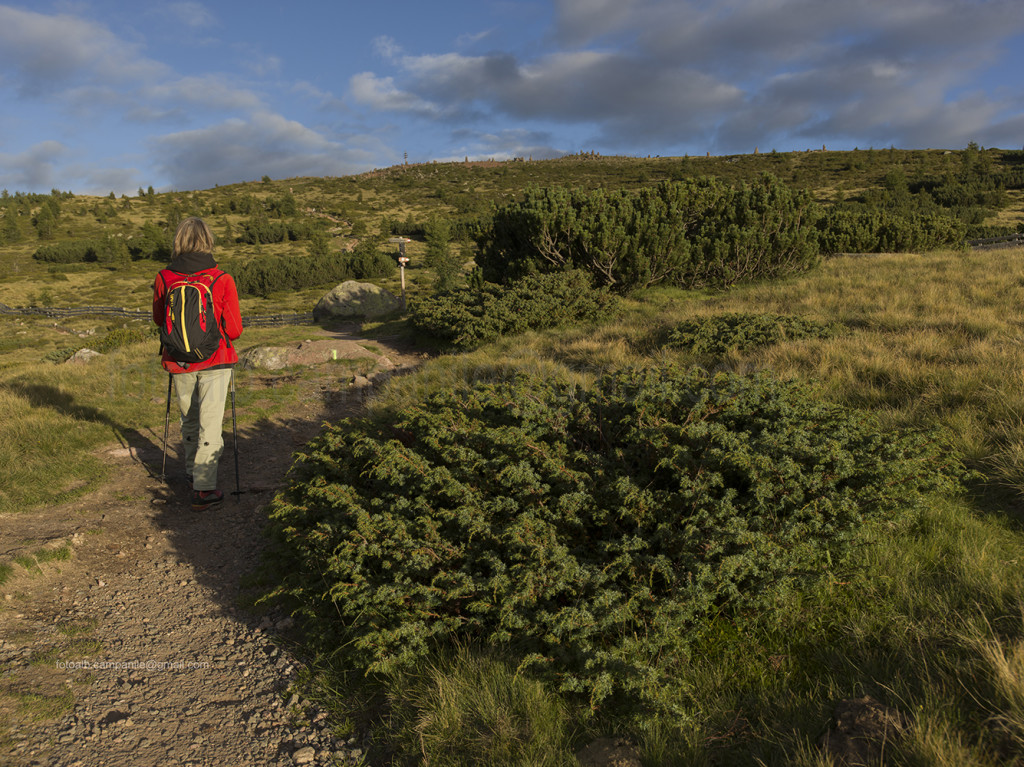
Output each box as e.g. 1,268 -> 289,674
153,217 -> 243,511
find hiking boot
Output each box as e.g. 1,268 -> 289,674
191,489 -> 224,511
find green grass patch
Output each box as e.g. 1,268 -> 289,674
56,618 -> 99,637
663,312 -> 840,356
29,638 -> 104,666
5,689 -> 75,722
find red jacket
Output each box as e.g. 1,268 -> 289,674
153,253 -> 243,374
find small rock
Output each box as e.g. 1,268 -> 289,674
292,745 -> 316,764
66,348 -> 102,364
575,737 -> 642,767
819,696 -> 908,767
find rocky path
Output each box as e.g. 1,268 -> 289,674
0,331 -> 423,767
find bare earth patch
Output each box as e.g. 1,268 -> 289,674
0,326 -> 425,767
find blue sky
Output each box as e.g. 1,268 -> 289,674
1,0 -> 1022,196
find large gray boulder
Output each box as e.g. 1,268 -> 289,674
313,281 -> 403,321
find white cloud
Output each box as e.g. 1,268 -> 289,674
442,127 -> 564,162
0,140 -> 69,191
142,75 -> 266,113
553,0 -> 644,46
455,29 -> 495,48
373,35 -> 404,62
162,2 -> 218,29
151,112 -> 379,189
0,6 -> 167,97
356,0 -> 1024,153
349,72 -> 442,115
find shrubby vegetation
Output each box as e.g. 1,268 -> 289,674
126,223 -> 172,261
228,237 -> 395,297
477,175 -> 821,293
263,364 -> 965,706
815,208 -> 967,254
44,323 -> 153,363
32,237 -> 131,265
235,212 -> 318,245
665,312 -> 841,356
408,270 -> 615,349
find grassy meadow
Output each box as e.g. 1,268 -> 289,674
2,150 -> 1024,763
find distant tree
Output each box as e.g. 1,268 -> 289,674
1,207 -> 20,244
307,229 -> 332,259
96,235 -> 130,265
165,201 -> 186,232
33,205 -> 56,239
424,215 -> 450,266
425,215 -> 460,291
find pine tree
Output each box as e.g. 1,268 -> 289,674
1,206 -> 19,244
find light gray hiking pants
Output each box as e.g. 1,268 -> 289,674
173,367 -> 232,492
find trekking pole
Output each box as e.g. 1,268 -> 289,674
161,373 -> 173,480
230,367 -> 241,500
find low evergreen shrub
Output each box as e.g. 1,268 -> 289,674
94,324 -> 153,353
345,238 -> 397,280
32,240 -> 101,264
665,313 -> 840,356
816,208 -> 966,254
407,270 -> 615,349
230,238 -> 394,296
263,365 -> 965,707
477,175 -> 820,293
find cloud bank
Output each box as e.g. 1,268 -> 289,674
354,0 -> 1024,154
0,0 -> 1021,194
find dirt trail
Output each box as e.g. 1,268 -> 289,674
0,327 -> 424,767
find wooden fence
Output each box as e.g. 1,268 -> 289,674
0,303 -> 315,327
968,233 -> 1024,249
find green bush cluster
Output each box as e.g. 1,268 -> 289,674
32,237 -> 130,265
477,174 -> 821,293
236,217 -> 317,245
126,223 -> 172,261
665,313 -> 841,356
44,324 -> 152,363
264,365 -> 964,706
93,324 -> 153,352
408,270 -> 615,349
229,238 -> 395,297
816,208 -> 967,254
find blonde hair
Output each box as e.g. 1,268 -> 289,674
172,217 -> 215,256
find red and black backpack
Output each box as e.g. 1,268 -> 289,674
159,271 -> 225,366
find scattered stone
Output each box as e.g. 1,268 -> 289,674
0,326 -> 425,767
819,696 -> 908,767
239,339 -> 382,371
66,348 -> 102,363
575,737 -> 643,767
